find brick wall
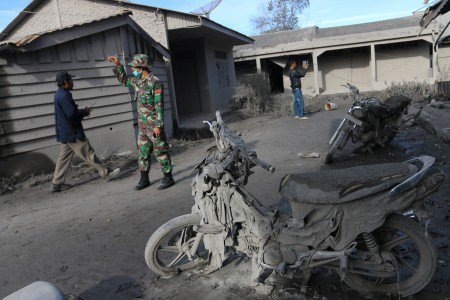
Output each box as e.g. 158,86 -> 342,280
7,0 -> 168,47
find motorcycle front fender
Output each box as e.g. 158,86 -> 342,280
329,118 -> 347,145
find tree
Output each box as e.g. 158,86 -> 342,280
252,0 -> 310,34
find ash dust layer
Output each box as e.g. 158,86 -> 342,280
0,103 -> 448,300
143,113 -> 450,299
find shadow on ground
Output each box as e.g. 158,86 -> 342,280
77,276 -> 142,300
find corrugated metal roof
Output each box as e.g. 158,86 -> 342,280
0,0 -> 193,42
1,0 -> 252,47
0,11 -> 133,48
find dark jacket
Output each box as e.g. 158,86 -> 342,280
289,68 -> 307,89
54,87 -> 88,143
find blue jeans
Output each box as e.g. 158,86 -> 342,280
292,88 -> 304,117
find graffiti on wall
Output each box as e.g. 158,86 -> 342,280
216,61 -> 230,88
215,50 -> 230,88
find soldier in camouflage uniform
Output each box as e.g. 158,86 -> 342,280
109,54 -> 175,190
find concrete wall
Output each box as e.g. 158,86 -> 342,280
0,25 -> 170,177
7,0 -> 168,47
437,44 -> 450,81
318,47 -> 371,94
375,40 -> 431,83
204,39 -> 236,112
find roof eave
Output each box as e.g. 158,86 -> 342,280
199,17 -> 253,45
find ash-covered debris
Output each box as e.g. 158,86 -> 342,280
28,172 -> 53,187
1,177 -> 17,195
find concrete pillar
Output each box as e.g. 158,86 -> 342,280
433,47 -> 439,80
432,31 -> 439,80
312,52 -> 320,94
370,44 -> 377,88
256,58 -> 261,73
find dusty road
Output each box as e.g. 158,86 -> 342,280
1,102 -> 449,299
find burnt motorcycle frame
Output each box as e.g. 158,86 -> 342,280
145,111 -> 444,297
324,83 -> 411,164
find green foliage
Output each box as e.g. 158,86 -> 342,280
252,0 -> 310,33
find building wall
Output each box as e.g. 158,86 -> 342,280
0,25 -> 171,177
7,0 -> 168,47
318,47 -> 371,93
204,39 -> 236,112
437,44 -> 450,81
375,40 -> 431,83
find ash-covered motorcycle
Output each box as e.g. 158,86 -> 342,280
325,83 -> 411,164
145,111 -> 444,297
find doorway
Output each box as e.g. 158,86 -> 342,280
171,51 -> 203,115
268,60 -> 284,93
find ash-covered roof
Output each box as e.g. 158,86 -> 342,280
237,14 -> 423,50
0,11 -> 170,58
0,11 -> 132,47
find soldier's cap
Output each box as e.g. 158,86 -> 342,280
56,71 -> 76,84
128,54 -> 151,69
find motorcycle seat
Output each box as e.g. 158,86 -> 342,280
368,96 -> 411,118
280,163 -> 417,204
383,95 -> 411,112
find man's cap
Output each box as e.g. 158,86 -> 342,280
128,54 -> 151,69
56,71 -> 76,84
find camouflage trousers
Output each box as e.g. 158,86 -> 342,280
137,115 -> 173,174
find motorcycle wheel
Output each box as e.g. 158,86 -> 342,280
325,126 -> 350,164
144,214 -> 207,276
340,214 -> 437,297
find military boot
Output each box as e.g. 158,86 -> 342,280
158,172 -> 175,190
134,171 -> 151,190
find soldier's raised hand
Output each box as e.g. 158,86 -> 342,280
154,127 -> 161,138
108,56 -> 121,66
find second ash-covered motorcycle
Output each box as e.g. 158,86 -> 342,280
144,111 -> 444,297
325,83 -> 411,164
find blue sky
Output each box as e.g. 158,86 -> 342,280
0,0 -> 432,36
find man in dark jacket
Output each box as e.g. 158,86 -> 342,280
51,71 -> 120,192
289,60 -> 309,120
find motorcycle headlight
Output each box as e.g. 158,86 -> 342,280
351,107 -> 365,119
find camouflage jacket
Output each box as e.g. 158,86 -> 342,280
113,64 -> 164,128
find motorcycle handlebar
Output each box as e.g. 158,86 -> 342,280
208,111 -> 275,173
249,156 -> 275,173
